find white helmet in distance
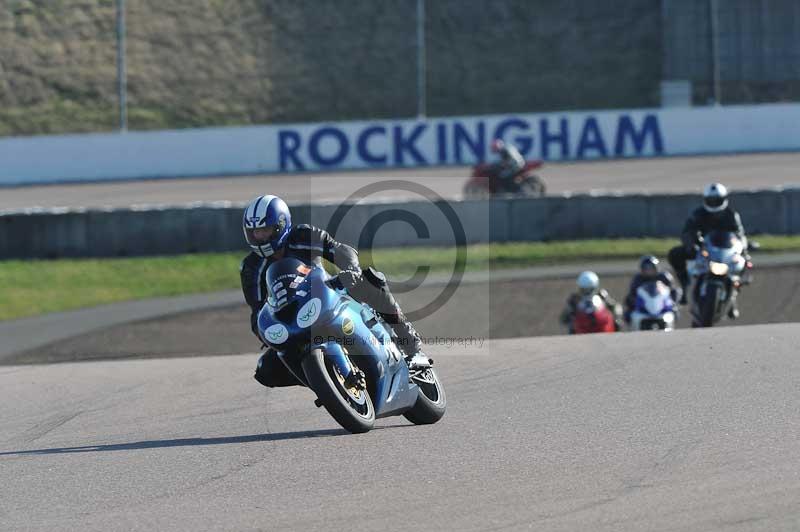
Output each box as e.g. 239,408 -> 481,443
703,183 -> 729,213
576,271 -> 600,296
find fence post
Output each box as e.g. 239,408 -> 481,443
708,0 -> 721,105
116,0 -> 128,131
416,0 -> 426,118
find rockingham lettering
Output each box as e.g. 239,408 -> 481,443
453,121 -> 485,162
614,115 -> 664,156
576,117 -> 608,158
7,103 -> 800,186
540,118 -> 570,159
309,127 -> 349,168
277,113 -> 665,171
393,124 -> 427,165
356,126 -> 387,164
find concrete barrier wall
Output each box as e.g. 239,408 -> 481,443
0,189 -> 796,259
5,104 -> 800,186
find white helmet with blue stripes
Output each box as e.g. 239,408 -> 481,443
242,195 -> 292,257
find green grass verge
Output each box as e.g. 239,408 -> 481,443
2,235 -> 799,321
0,254 -> 242,322
361,234 -> 800,276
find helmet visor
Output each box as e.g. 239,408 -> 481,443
245,226 -> 276,246
641,265 -> 658,279
704,195 -> 726,209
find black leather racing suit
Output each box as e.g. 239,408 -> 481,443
667,206 -> 747,289
241,224 -> 421,388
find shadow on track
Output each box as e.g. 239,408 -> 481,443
0,425 -> 406,456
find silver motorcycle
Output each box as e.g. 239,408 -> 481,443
687,231 -> 752,327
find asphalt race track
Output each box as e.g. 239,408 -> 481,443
3,152 -> 800,530
2,152 -> 800,210
2,324 -> 799,531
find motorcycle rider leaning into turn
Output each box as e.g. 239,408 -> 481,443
240,195 -> 431,388
667,183 -> 748,318
559,271 -> 624,333
623,255 -> 680,326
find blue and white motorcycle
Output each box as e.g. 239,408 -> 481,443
628,280 -> 677,331
257,258 -> 446,434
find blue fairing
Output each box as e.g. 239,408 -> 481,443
257,259 -> 418,417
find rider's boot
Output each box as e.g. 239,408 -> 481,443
387,315 -> 432,370
374,293 -> 432,369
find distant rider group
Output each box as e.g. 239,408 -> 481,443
561,182 -> 752,333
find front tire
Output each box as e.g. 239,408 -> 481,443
697,282 -> 721,327
404,368 -> 447,425
301,349 -> 375,434
520,175 -> 546,196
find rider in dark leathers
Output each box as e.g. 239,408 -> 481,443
240,195 -> 429,388
623,255 -> 680,325
667,183 -> 747,314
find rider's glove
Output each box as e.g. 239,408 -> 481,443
337,269 -> 363,291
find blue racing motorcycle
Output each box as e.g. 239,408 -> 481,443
257,258 -> 446,433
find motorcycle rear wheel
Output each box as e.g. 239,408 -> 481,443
302,349 -> 375,434
403,367 -> 447,425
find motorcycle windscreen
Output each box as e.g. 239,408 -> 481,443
265,257 -> 314,310
706,230 -> 745,250
705,230 -> 743,262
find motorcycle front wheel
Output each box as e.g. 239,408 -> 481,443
403,367 -> 447,425
696,282 -> 723,327
519,175 -> 546,196
302,349 -> 375,434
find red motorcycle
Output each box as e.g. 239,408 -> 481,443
463,160 -> 546,198
571,295 -> 619,334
